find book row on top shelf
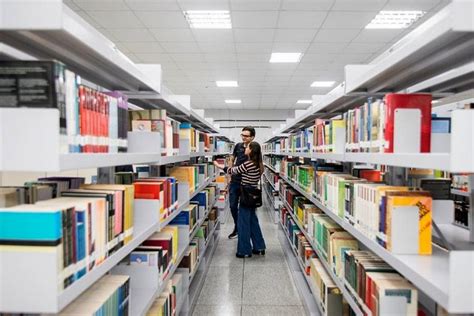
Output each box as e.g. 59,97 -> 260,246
262,154 -> 474,314
0,157 -> 227,314
263,93 -> 474,173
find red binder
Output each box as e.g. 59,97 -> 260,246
384,93 -> 432,153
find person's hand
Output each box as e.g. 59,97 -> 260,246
213,160 -> 224,169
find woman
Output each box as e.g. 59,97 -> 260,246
214,141 -> 266,258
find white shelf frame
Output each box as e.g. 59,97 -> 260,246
275,172 -> 474,313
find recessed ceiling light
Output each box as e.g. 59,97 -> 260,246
269,53 -> 302,63
366,11 -> 425,29
296,100 -> 312,104
310,81 -> 335,88
216,81 -> 238,87
225,99 -> 241,104
184,10 -> 232,29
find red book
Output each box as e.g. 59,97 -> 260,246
134,182 -> 163,200
384,93 -> 432,153
78,86 -> 86,153
359,170 -> 382,182
135,179 -> 169,210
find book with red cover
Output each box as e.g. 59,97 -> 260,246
134,182 -> 163,201
135,179 -> 169,210
359,170 -> 382,182
384,93 -> 432,153
142,233 -> 173,263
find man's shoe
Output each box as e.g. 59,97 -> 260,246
252,249 -> 266,255
236,253 -> 252,258
228,231 -> 238,239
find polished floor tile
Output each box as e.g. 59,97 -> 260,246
192,304 -> 241,316
195,266 -> 243,305
241,305 -> 306,316
242,265 -> 303,306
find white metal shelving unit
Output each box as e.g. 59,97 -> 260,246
262,2 -> 474,312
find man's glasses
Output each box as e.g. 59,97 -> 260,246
241,134 -> 252,138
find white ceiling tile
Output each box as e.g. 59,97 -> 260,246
204,54 -> 237,63
161,42 -> 200,53
281,0 -> 334,11
124,52 -> 140,63
267,63 -> 299,71
107,28 -> 156,42
238,62 -> 268,70
207,62 -> 239,70
230,0 -> 281,10
259,104 -> 276,109
178,0 -> 230,10
87,11 -> 144,28
344,42 -> 387,54
173,61 -> 209,70
322,11 -> 377,29
150,29 -> 195,42
237,54 -> 269,63
277,11 -> 327,28
313,29 -> 360,42
332,0 -> 387,11
135,53 -> 173,63
125,0 -> 181,10
271,42 -> 310,52
383,0 -> 443,11
232,11 -> 279,28
274,29 -> 317,42
135,11 -> 189,28
234,29 -> 275,42
198,42 -> 235,53
192,30 -> 234,42
119,41 -> 165,53
352,29 -> 404,43
300,53 -> 336,64
73,0 -> 129,10
97,28 -> 120,42
306,42 -> 348,53
170,53 -> 205,62
235,42 -> 273,53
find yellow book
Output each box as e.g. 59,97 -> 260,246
170,166 -> 196,193
386,194 -> 432,255
162,225 -> 179,263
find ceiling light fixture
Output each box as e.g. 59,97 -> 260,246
225,99 -> 241,104
296,100 -> 312,104
366,11 -> 425,29
216,80 -> 238,87
184,10 -> 232,29
310,81 -> 335,88
269,53 -> 302,63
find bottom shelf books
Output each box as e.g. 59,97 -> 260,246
59,275 -> 130,315
146,271 -> 187,316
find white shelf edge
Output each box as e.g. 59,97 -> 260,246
451,189 -> 471,198
278,174 -> 453,312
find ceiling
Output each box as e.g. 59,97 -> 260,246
64,0 -> 449,111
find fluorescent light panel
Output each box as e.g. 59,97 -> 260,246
366,11 -> 425,29
311,81 -> 335,87
297,100 -> 312,104
184,10 -> 232,29
216,80 -> 238,87
269,53 -> 302,63
225,99 -> 241,104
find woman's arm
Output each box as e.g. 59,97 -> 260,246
227,161 -> 249,175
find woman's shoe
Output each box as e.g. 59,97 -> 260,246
236,253 -> 252,258
252,249 -> 266,256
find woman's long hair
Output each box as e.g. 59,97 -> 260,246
248,141 -> 264,174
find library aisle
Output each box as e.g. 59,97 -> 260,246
192,206 -> 308,316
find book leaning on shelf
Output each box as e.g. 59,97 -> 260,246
146,271 -> 187,316
0,60 -> 129,154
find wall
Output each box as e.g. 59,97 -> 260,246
204,109 -> 295,144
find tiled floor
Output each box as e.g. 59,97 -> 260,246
192,207 -> 306,316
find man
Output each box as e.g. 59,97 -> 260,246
227,126 -> 255,239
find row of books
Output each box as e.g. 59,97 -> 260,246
168,163 -> 217,195
0,61 -> 231,156
279,159 -> 433,255
134,176 -> 179,221
0,60 -> 129,153
452,174 -> 471,191
279,187 -> 419,316
58,275 -> 130,315
0,183 -> 135,293
146,271 -> 187,316
266,93 -> 460,154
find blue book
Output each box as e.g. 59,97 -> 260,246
170,211 -> 189,225
0,208 -> 62,243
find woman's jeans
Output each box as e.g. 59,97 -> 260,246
237,205 -> 266,255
